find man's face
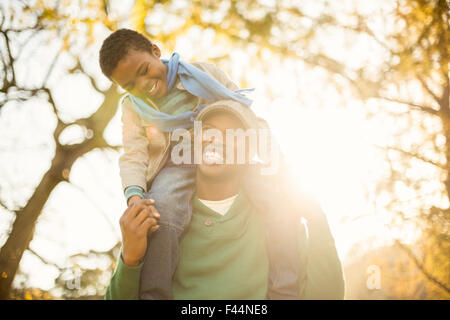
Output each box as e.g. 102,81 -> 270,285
110,46 -> 168,100
198,111 -> 248,180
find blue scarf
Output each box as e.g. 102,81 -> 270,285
128,53 -> 253,132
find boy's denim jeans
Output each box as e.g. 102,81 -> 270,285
139,159 -> 301,300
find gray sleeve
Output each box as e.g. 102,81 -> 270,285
299,198 -> 345,299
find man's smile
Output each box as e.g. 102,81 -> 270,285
202,142 -> 224,165
203,149 -> 224,165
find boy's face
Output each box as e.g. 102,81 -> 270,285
110,45 -> 168,99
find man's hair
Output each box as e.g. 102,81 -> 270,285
99,29 -> 154,79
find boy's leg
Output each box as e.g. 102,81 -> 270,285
139,163 -> 195,300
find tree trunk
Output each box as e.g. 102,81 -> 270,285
0,86 -> 120,299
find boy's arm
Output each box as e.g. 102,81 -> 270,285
298,197 -> 345,300
105,250 -> 143,300
119,96 -> 150,203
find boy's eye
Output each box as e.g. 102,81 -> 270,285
142,65 -> 148,75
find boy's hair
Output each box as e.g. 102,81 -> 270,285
99,29 -> 154,79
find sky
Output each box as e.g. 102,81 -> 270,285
0,0 -> 433,294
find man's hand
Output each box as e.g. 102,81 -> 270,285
120,199 -> 160,266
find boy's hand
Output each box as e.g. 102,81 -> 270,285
128,195 -> 144,207
120,199 -> 160,266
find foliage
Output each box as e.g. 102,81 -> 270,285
0,0 -> 448,299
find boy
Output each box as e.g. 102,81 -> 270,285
99,29 -> 300,299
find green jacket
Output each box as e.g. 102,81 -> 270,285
105,192 -> 345,300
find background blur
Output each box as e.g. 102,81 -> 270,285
0,0 -> 448,300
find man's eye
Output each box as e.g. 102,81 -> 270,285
142,65 -> 148,75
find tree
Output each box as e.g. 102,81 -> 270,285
0,0 -> 448,299
0,0 -> 122,298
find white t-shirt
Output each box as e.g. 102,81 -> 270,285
198,194 -> 238,216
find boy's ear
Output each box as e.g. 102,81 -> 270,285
152,44 -> 161,58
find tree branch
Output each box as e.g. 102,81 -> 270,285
27,247 -> 63,272
376,96 -> 440,116
375,144 -> 447,171
69,58 -> 106,94
417,74 -> 441,105
395,240 -> 450,294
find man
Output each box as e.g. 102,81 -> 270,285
105,100 -> 345,299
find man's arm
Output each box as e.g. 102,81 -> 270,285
105,252 -> 143,300
105,200 -> 160,300
298,197 -> 345,300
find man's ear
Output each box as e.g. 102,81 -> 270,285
152,44 -> 161,58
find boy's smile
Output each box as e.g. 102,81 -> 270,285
110,45 -> 168,100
